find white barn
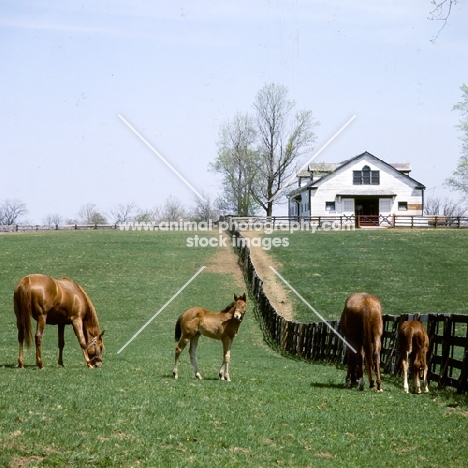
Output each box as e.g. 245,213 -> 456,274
287,151 -> 425,226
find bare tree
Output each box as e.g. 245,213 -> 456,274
78,203 -> 108,224
43,213 -> 63,226
0,199 -> 28,225
429,0 -> 457,42
158,196 -> 187,222
424,196 -> 466,217
251,83 -> 318,216
109,202 -> 138,223
191,194 -> 219,221
424,197 -> 441,215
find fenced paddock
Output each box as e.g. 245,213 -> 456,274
231,227 -> 468,394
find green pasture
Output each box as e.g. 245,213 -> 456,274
264,228 -> 468,322
0,230 -> 467,467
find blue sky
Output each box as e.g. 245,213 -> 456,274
1,0 -> 467,222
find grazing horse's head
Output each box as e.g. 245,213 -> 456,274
414,354 -> 426,380
87,331 -> 105,368
233,293 -> 247,321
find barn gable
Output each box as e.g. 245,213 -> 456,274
288,151 -> 425,223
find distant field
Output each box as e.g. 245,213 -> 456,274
263,229 -> 468,323
0,230 -> 467,467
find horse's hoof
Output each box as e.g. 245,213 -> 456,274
377,389 -> 384,393
195,372 -> 202,380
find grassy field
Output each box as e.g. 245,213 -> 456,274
0,230 -> 468,467
264,228 -> 468,322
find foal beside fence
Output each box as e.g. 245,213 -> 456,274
399,320 -> 429,394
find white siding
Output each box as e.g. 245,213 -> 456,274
289,153 -> 424,217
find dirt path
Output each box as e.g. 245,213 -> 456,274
204,231 -> 245,288
237,231 -> 293,320
204,231 -> 293,320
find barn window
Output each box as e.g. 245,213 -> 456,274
325,202 -> 335,211
398,202 -> 408,211
353,166 -> 380,185
343,199 -> 354,212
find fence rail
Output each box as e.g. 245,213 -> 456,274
0,223 -> 119,232
231,228 -> 468,394
228,215 -> 468,229
3,214 -> 468,233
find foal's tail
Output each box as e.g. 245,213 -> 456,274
174,316 -> 182,341
14,277 -> 33,348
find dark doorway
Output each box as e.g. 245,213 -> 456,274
355,197 -> 379,227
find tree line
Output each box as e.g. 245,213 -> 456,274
0,196 -> 219,227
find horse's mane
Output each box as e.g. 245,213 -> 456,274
219,302 -> 235,313
72,281 -> 101,337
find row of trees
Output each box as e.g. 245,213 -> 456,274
0,196 -> 220,227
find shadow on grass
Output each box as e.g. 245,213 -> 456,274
309,381 -> 345,390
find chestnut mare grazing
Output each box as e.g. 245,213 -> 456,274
14,274 -> 105,369
340,292 -> 383,392
399,320 -> 429,394
173,293 -> 247,381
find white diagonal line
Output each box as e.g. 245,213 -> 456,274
117,266 -> 206,354
118,114 -> 207,202
269,114 -> 356,202
269,266 -> 357,353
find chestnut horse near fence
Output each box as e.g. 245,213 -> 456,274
173,293 -> 247,381
399,320 -> 429,394
340,292 -> 383,392
14,274 -> 105,369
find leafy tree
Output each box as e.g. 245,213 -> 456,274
445,84 -> 468,199
134,209 -> 155,223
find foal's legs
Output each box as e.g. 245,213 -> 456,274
219,338 -> 232,381
189,335 -> 202,380
173,335 -> 190,379
58,323 -> 65,367
422,361 -> 429,393
367,338 -> 383,392
402,354 -> 410,393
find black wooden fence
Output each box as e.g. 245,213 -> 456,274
231,228 -> 468,394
